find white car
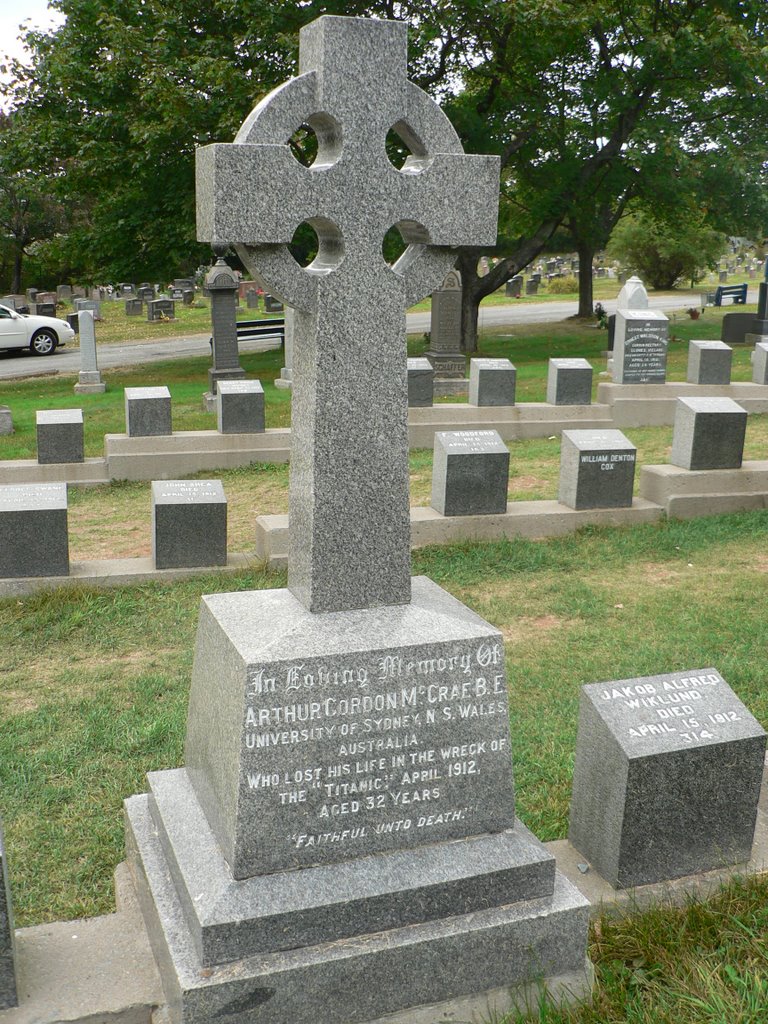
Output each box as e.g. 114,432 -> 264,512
0,302 -> 75,356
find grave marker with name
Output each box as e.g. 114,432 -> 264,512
559,430 -> 636,510
612,310 -> 669,383
126,17 -> 590,1024
0,483 -> 69,577
426,269 -> 466,381
151,479 -> 227,569
569,668 -> 766,888
431,429 -> 509,515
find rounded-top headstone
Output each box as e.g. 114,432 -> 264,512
615,275 -> 648,310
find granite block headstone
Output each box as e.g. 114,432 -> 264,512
246,289 -> 259,309
56,284 -> 72,301
407,356 -> 434,407
126,17 -> 590,1024
612,310 -> 669,383
687,340 -> 732,385
125,298 -> 143,316
468,357 -> 516,406
36,408 -> 84,464
151,479 -> 227,569
31,302 -> 56,316
569,668 -> 766,888
0,483 -> 69,577
670,396 -> 747,471
264,294 -> 284,312
431,429 -> 509,515
0,408 -> 12,436
216,379 -> 265,434
74,297 -> 100,317
546,358 -> 593,405
721,312 -> 756,345
124,386 -> 172,437
505,275 -> 522,297
147,298 -> 175,321
559,430 -> 636,510
0,819 -> 17,1010
752,341 -> 768,385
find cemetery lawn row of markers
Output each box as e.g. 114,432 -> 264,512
2,509 -> 768,1022
0,311 -> 749,461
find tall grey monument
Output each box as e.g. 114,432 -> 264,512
126,17 -> 591,1023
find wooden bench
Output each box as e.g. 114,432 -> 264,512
704,284 -> 749,307
210,317 -> 285,348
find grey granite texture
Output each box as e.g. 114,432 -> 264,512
754,342 -> 768,385
125,386 -> 172,437
148,299 -> 175,321
428,269 -> 462,355
206,258 -> 245,393
468,358 -> 516,407
0,408 -> 11,436
686,340 -> 732,385
612,310 -> 669,383
264,295 -> 284,312
74,298 -> 100,317
184,576 -> 516,878
407,357 -> 434,407
196,15 -> 499,614
558,429 -> 636,510
151,480 -> 227,570
36,408 -> 84,465
216,380 -> 265,434
276,306 -> 295,387
126,790 -> 591,1024
720,312 -> 756,345
670,396 -> 747,471
0,483 -> 69,578
546,358 -> 593,406
569,668 -> 766,888
125,298 -> 143,316
141,768 -> 553,966
615,275 -> 648,309
0,818 -> 17,1010
431,430 -> 509,516
77,309 -> 99,373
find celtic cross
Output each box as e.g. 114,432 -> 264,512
197,15 -> 499,614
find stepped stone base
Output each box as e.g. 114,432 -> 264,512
126,792 -> 591,1024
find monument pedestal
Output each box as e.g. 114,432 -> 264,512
126,577 -> 591,1024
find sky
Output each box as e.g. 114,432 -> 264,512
0,0 -> 65,92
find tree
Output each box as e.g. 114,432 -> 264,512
607,210 -> 725,289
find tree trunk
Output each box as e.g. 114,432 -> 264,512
12,248 -> 22,294
576,240 -> 594,317
457,250 -> 482,353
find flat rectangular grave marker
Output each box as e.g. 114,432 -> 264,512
612,310 -> 669,383
124,386 -> 172,437
670,396 -> 747,470
407,357 -> 434,407
559,430 -> 636,510
36,408 -> 84,464
431,430 -> 509,515
0,483 -> 69,577
546,358 -> 593,405
468,358 -> 516,407
569,668 -> 766,888
151,479 -> 227,569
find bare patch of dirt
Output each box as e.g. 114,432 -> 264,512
509,475 -> 550,493
502,614 -> 575,644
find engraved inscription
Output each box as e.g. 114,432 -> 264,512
621,321 -> 668,383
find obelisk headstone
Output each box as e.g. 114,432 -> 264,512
126,17 -> 591,1024
204,254 -> 246,409
74,310 -> 106,393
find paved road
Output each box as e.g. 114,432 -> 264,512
0,289 -> 749,381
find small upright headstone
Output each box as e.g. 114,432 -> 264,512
246,289 -> 259,309
151,479 -> 227,569
546,358 -> 593,405
468,357 -> 516,406
275,306 -> 294,390
569,668 -> 766,888
752,341 -> 768,385
147,298 -> 175,321
31,302 -> 56,316
615,275 -> 648,310
505,274 -> 522,297
74,309 -> 106,393
124,386 -> 172,437
670,396 -> 747,470
264,294 -> 284,312
426,269 -> 465,381
216,380 -> 265,434
125,298 -> 144,316
0,483 -> 69,577
721,312 -> 756,345
56,284 -> 72,301
36,409 -> 85,464
0,819 -> 17,1010
183,289 -> 195,306
525,278 -> 538,295
74,297 -> 100,317
431,429 -> 509,515
0,408 -> 12,436
719,269 -> 728,283
612,310 -> 669,383
407,356 -> 434,406
137,286 -> 156,303
559,430 -> 636,510
687,340 -> 732,385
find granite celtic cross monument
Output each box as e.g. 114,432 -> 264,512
126,17 -> 590,1023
